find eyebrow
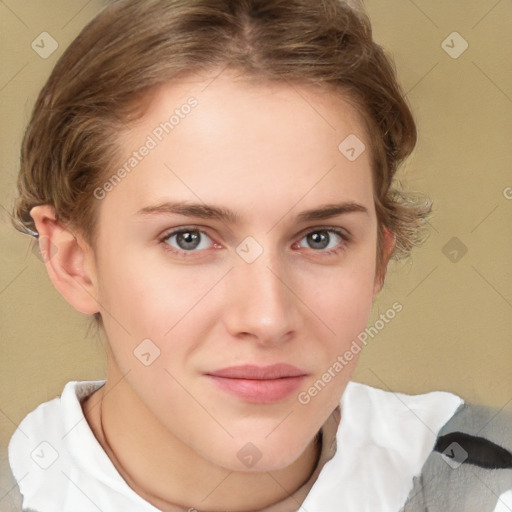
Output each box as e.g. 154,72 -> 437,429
135,200 -> 368,223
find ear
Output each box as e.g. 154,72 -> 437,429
373,227 -> 395,298
30,205 -> 100,315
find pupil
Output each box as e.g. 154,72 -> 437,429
308,231 -> 329,249
178,231 -> 200,250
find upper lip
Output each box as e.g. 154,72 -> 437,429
206,364 -> 308,380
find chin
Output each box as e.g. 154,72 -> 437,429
206,429 -> 315,473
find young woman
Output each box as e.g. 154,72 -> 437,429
8,1 -> 512,511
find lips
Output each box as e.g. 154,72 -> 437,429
207,364 -> 307,380
205,364 -> 308,403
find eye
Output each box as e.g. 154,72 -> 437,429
159,226 -> 351,258
160,227 -> 216,255
295,228 -> 350,254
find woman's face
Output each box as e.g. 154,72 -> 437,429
91,70 -> 388,471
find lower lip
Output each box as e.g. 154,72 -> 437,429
206,375 -> 307,404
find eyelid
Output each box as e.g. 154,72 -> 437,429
293,225 -> 352,256
159,225 -> 213,240
297,224 -> 352,241
159,226 -> 217,254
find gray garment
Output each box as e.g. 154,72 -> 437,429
0,456 -> 22,512
402,402 -> 512,512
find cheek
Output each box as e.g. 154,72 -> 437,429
293,265 -> 376,422
315,276 -> 375,369
305,252 -> 378,341
95,252 -> 223,368
96,248 -> 201,327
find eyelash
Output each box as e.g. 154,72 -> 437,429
158,226 -> 352,259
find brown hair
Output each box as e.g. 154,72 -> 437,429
11,0 -> 431,327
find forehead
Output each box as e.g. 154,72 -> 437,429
102,71 -> 374,225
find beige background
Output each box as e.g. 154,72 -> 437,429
1,0 -> 511,486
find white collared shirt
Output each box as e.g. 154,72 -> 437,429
8,380 -> 464,511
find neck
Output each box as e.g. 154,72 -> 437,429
83,372 -> 321,511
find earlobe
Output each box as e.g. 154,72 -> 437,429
30,205 -> 100,315
373,227 -> 396,298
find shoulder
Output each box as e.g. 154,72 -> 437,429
8,380 -> 105,462
7,380 -> 106,512
304,382 -> 465,511
402,402 -> 512,512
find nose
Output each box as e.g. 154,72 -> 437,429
222,246 -> 301,347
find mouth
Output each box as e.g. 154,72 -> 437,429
205,364 -> 308,404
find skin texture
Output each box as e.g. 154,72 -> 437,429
31,70 -> 395,511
